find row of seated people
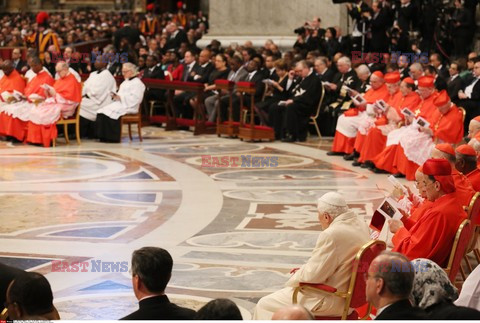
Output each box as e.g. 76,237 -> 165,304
326,57 -> 480,181
4,183 -> 480,320
0,57 -> 146,146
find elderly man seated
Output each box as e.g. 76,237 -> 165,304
253,192 -> 370,319
95,63 -> 146,143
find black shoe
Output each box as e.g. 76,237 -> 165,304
344,153 -> 356,161
327,151 -> 345,156
393,173 -> 405,178
360,163 -> 369,168
352,161 -> 362,167
364,160 -> 375,169
297,137 -> 307,142
372,167 -> 388,174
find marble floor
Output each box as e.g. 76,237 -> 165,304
0,126 -> 399,319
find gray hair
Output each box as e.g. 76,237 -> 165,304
337,56 -> 351,68
123,62 -> 138,76
410,62 -> 423,72
356,64 -> 371,77
317,193 -> 349,219
56,61 -> 69,71
469,138 -> 480,152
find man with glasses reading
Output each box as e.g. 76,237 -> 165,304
388,158 -> 467,267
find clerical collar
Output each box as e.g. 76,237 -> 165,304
201,62 -> 209,68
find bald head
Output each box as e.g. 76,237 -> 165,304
2,60 -> 14,75
30,56 -> 43,73
271,305 -> 314,320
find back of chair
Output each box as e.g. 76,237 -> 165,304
348,240 -> 386,309
467,192 -> 480,225
445,219 -> 472,282
311,84 -> 325,119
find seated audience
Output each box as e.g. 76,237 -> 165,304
79,55 -> 117,139
271,305 -> 314,320
195,298 -> 242,320
458,58 -> 480,132
253,192 -> 370,319
410,258 -> 480,319
95,63 -> 146,143
366,251 -> 427,319
5,272 -> 60,320
121,247 -> 196,320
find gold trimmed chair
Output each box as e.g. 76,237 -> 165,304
444,219 -> 472,283
53,104 -> 81,147
292,240 -> 386,320
1,307 -> 7,320
309,84 -> 326,138
463,192 -> 480,273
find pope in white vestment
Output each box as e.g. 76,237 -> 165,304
253,192 -> 370,320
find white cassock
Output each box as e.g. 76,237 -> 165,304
253,211 -> 371,319
455,263 -> 480,310
80,69 -> 117,121
97,77 -> 146,120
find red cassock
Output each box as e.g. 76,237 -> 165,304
452,169 -> 476,206
6,71 -> 55,141
332,84 -> 390,154
373,92 -> 438,174
395,105 -> 464,180
358,91 -> 421,163
392,192 -> 466,267
26,73 -> 81,147
401,199 -> 434,230
0,70 -> 26,135
466,168 -> 480,191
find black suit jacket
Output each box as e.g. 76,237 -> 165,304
370,8 -> 390,52
143,65 -> 165,80
375,299 -> 427,320
290,71 -> 322,109
165,30 -> 188,51
426,301 -> 480,320
318,68 -> 335,83
397,2 -> 418,33
13,59 -> 27,72
0,263 -> 26,307
121,295 -> 196,320
447,75 -> 463,103
435,76 -> 448,92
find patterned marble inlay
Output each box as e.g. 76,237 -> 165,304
0,156 -> 125,183
211,169 -> 360,182
146,143 -> 263,155
186,154 -> 314,169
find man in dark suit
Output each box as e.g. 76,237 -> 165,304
425,65 -> 447,92
142,54 -> 165,114
447,61 -> 463,104
366,251 -> 427,320
458,58 -> 480,132
367,1 -> 391,53
165,22 -> 188,51
11,48 -> 27,73
314,56 -> 335,83
346,0 -> 372,52
270,60 -> 321,142
121,247 -> 196,320
430,53 -> 450,80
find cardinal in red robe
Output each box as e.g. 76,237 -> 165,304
371,76 -> 438,175
26,62 -> 81,147
330,71 -> 390,156
0,60 -> 26,136
391,158 -> 467,267
455,144 -> 480,191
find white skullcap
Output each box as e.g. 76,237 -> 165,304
317,192 -> 347,209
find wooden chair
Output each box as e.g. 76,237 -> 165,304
53,104 -> 81,147
120,104 -> 142,142
237,82 -> 275,142
309,84 -> 326,139
444,219 -> 473,283
292,240 -> 386,320
215,80 -> 238,137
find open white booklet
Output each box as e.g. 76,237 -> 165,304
370,197 -> 403,233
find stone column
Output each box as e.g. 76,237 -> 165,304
198,0 -> 347,50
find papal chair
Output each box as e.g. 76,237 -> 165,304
292,240 -> 386,320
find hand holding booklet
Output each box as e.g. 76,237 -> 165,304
374,99 -> 387,112
369,197 -> 403,233
278,100 -> 288,106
